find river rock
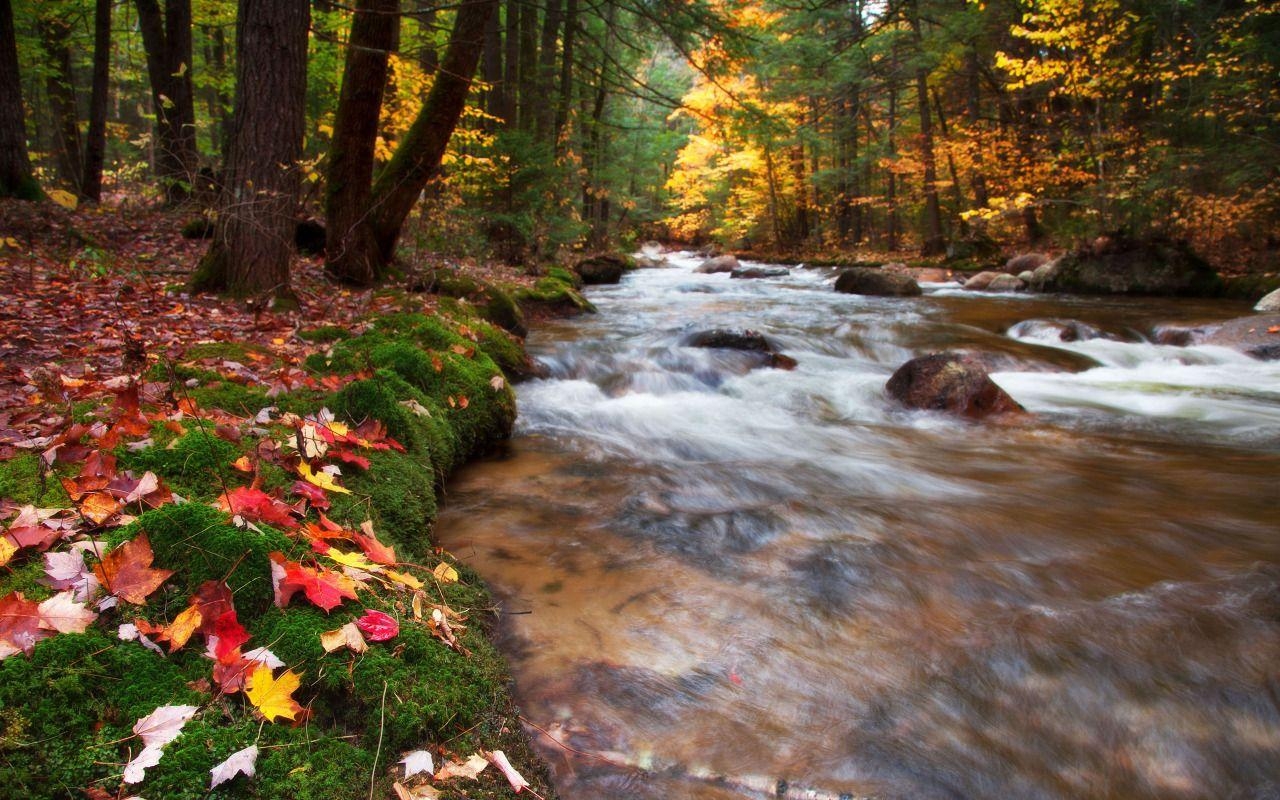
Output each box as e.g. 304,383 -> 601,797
988,274 -> 1027,292
575,254 -> 629,285
886,352 -> 1025,419
731,266 -> 790,279
1006,253 -> 1051,273
683,329 -> 797,369
1040,235 -> 1222,296
1008,318 -> 1114,342
834,267 -> 922,297
1255,288 -> 1280,312
962,271 -> 1003,291
1027,259 -> 1062,291
695,255 -> 739,273
1199,314 -> 1280,360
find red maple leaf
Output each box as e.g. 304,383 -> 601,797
289,480 -> 330,510
269,553 -> 357,613
216,487 -> 300,529
0,592 -> 50,658
354,609 -> 399,642
211,610 -> 251,660
352,529 -> 396,566
191,581 -> 235,636
93,532 -> 174,605
212,655 -> 255,694
330,449 -> 371,470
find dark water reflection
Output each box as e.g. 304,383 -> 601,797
436,255 -> 1280,799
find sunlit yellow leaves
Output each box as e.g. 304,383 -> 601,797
245,665 -> 303,723
296,461 -> 350,494
46,189 -> 79,210
431,563 -> 459,584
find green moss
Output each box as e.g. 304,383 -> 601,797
297,325 -> 353,343
0,559 -> 55,601
187,381 -> 269,416
119,429 -> 240,501
514,276 -> 597,314
0,453 -> 64,506
331,449 -> 437,558
116,503 -> 291,618
329,371 -> 426,453
547,265 -> 582,288
183,341 -> 274,363
479,285 -> 527,336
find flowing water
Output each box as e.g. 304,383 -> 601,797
434,253 -> 1280,800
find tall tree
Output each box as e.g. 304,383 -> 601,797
192,0 -> 309,299
325,0 -> 496,284
135,0 -> 199,204
0,0 -> 38,199
37,10 -> 84,195
325,0 -> 397,284
907,0 -> 944,255
82,0 -> 112,202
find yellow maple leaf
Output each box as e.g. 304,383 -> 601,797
385,569 -> 424,590
0,537 -> 16,568
326,547 -> 378,572
166,605 -> 203,652
46,189 -> 78,210
246,665 -> 303,722
432,563 -> 459,584
296,461 -> 351,494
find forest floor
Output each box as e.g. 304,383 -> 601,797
0,199 -> 535,431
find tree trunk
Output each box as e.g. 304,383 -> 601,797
503,0 -> 519,129
535,0 -> 563,140
82,0 -> 112,203
0,0 -> 37,199
38,14 -> 84,195
363,0 -> 496,269
192,0 -> 309,300
134,0 -> 199,205
909,1 -> 944,256
517,0 -> 538,132
886,77 -> 899,252
554,0 -> 577,148
481,4 -> 506,124
325,0 -> 397,286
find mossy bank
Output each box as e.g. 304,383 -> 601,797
0,304 -> 557,799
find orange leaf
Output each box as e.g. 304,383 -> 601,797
78,492 -> 121,526
245,665 -> 303,722
94,533 -> 174,605
165,605 -> 203,652
231,456 -> 254,473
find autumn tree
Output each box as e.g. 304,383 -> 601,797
0,0 -> 38,200
324,0 -> 495,285
192,0 -> 309,300
135,0 -> 200,204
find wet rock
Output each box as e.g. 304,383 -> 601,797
575,254 -> 630,285
1008,319 -> 1114,343
833,267 -> 922,297
1027,259 -> 1062,291
682,329 -> 798,370
695,255 -> 740,274
1017,270 -> 1035,283
1199,314 -> 1280,360
987,274 -> 1026,292
730,266 -> 790,279
912,267 -> 952,283
1255,288 -> 1280,312
1040,234 -> 1222,296
962,271 -> 1003,291
885,352 -> 1026,419
1006,253 -> 1051,273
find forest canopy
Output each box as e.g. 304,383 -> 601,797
2,0 -> 1277,286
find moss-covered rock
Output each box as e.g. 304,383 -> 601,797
330,449 -> 438,558
119,428 -> 241,501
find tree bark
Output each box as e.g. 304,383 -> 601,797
82,0 -> 112,203
535,0 -> 563,140
192,0 -> 309,300
38,13 -> 84,195
503,0 -> 519,129
134,0 -> 199,205
360,0 -> 495,271
481,3 -> 506,124
517,0 -> 539,131
325,0 -> 397,286
0,0 -> 38,199
909,1 -> 945,256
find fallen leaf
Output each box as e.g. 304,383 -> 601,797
319,622 -> 368,654
123,704 -> 197,783
399,749 -> 434,778
325,547 -> 378,572
435,753 -> 490,781
216,486 -> 300,529
231,456 -> 254,473
489,375 -> 506,391
296,461 -> 350,494
36,591 -> 97,634
0,592 -> 48,658
93,533 -> 174,604
393,782 -> 442,800
0,537 -> 16,568
210,744 -> 259,789
354,609 -> 399,642
486,750 -> 530,793
211,610 -> 251,660
432,563 -> 459,584
165,605 -> 203,652
245,665 -> 303,723
270,553 -> 358,612
290,480 -> 330,510
385,570 -> 423,591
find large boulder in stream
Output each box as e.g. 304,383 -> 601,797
1200,314 -> 1280,360
695,255 -> 740,274
1255,288 -> 1280,312
886,352 -> 1025,419
731,266 -> 790,279
1039,235 -> 1223,296
574,254 -> 631,285
683,329 -> 797,370
834,267 -> 922,297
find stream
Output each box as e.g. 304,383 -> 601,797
434,252 -> 1280,800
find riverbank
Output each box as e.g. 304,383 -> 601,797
0,201 -> 567,799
